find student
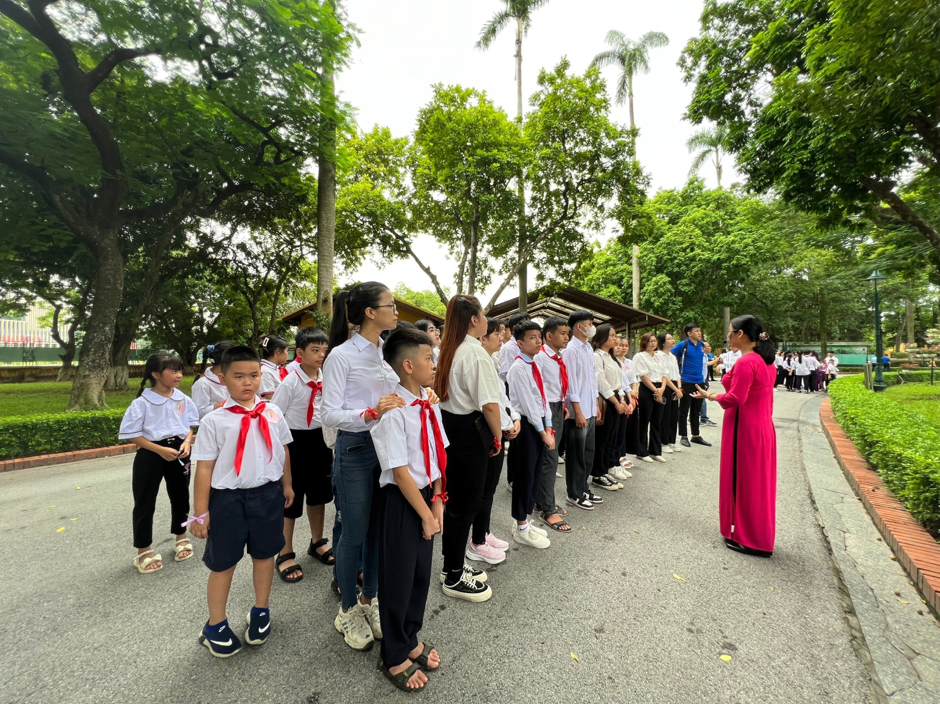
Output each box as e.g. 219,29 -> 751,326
435,295 -> 502,602
120,352 -> 199,574
507,321 -> 555,548
192,341 -> 234,419
415,319 -> 442,366
372,327 -> 446,692
805,352 -> 819,393
562,310 -> 604,510
321,282 -> 403,650
656,332 -> 684,454
468,318 -> 517,564
672,323 -> 712,449
534,317 -> 573,531
792,351 -> 810,393
633,333 -> 668,464
615,337 -> 639,470
720,347 -> 742,382
591,325 -> 627,492
499,312 -> 529,491
270,327 -> 334,584
773,350 -> 786,388
188,346 -> 295,658
259,335 -> 290,400
700,342 -> 718,427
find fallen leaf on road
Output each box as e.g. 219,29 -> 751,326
720,655 -> 733,662
570,652 -> 579,662
70,518 -> 78,521
56,527 -> 65,533
582,526 -> 586,530
897,598 -> 909,604
76,486 -> 81,490
49,505 -> 56,508
771,587 -> 775,592
674,574 -> 687,582
633,530 -> 639,534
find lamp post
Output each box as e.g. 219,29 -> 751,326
867,270 -> 887,392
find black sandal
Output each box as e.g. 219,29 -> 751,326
413,642 -> 441,671
308,538 -> 335,565
541,512 -> 571,532
276,552 -> 304,582
379,658 -> 425,693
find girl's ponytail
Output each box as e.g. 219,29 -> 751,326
135,375 -> 148,398
137,352 -> 184,397
258,334 -> 288,360
328,290 -> 351,353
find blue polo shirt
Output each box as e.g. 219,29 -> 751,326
672,338 -> 706,384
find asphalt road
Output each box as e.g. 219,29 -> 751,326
0,387 -> 879,703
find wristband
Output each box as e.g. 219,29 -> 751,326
182,511 -> 208,528
360,407 -> 378,422
431,492 -> 448,504
548,428 -> 555,436
492,436 -> 502,452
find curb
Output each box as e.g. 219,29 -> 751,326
0,444 -> 137,472
820,397 -> 940,616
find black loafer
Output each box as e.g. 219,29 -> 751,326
680,436 -> 692,447
725,537 -> 772,558
691,436 -> 712,447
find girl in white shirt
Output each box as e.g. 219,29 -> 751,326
119,353 -> 199,574
655,332 -> 684,454
792,352 -> 810,393
592,325 -> 628,490
415,319 -> 442,367
259,334 -> 289,400
615,337 -> 638,469
633,333 -> 669,463
191,341 -> 233,419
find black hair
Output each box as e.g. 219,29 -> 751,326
258,334 -> 288,360
507,312 -> 529,329
415,319 -> 438,333
327,282 -> 390,351
485,316 -> 502,336
383,326 -> 432,374
656,331 -> 672,349
567,310 -> 593,329
220,345 -> 260,374
397,321 -> 415,329
512,320 -> 542,341
730,314 -> 776,364
542,316 -> 568,337
683,322 -> 701,337
200,340 -> 235,376
592,324 -> 616,350
295,326 -> 328,350
137,352 -> 184,397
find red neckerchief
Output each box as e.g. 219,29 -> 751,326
410,398 -> 447,497
542,345 -> 568,399
517,355 -> 546,404
225,401 -> 273,475
278,366 -> 289,380
296,370 -> 322,427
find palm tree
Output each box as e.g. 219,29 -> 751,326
590,30 -> 669,130
476,0 -> 550,311
687,123 -> 730,188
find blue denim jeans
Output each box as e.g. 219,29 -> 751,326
700,399 -> 709,422
333,430 -> 381,610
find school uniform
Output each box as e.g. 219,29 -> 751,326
508,354 -> 552,521
271,367 -> 332,518
372,385 -> 447,669
260,359 -> 287,397
499,337 -> 521,486
774,353 -> 786,388
593,349 -> 623,477
120,388 -> 199,548
792,356 -> 810,392
805,355 -> 819,392
633,351 -> 667,458
190,397 -> 293,571
191,367 -> 229,419
562,337 -> 598,501
321,332 -> 400,610
534,345 -> 567,515
720,350 -> 742,383
656,350 -> 681,447
620,356 -> 640,457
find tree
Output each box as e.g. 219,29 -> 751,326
392,284 -> 447,317
589,30 -> 669,131
687,123 -> 730,187
0,0 -> 352,408
680,0 -> 940,254
476,0 -> 551,310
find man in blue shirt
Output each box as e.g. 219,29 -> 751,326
672,323 -> 712,448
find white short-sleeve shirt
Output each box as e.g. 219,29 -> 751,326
118,388 -> 199,442
191,368 -> 230,419
372,385 -> 449,490
191,398 -> 293,490
271,367 -> 323,430
439,335 -> 502,415
260,359 -> 284,395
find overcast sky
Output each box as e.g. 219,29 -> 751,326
337,0 -> 737,308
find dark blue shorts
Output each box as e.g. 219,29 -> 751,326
203,481 -> 286,572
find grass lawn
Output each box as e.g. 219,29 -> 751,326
885,382 -> 940,427
0,378 -> 196,418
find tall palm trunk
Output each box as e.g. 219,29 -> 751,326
515,16 -> 528,312
317,22 -> 337,316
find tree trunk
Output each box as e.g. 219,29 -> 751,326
56,349 -> 75,382
716,159 -> 723,188
468,209 -> 479,296
515,18 -> 528,312
68,238 -> 124,410
819,292 -> 828,356
722,306 -> 731,343
316,66 -> 336,317
631,245 -> 640,308
905,286 -> 915,346
107,341 -> 131,391
628,91 -> 635,131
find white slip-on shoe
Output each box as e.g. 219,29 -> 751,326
663,445 -> 674,454
652,455 -> 667,463
637,455 -> 654,464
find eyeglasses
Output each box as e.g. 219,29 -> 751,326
371,304 -> 398,313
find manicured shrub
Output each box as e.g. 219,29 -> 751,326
0,410 -> 126,460
829,372 -> 940,534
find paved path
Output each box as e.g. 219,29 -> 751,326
2,388 -> 931,703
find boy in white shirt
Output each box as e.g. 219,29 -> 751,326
507,321 -> 555,549
372,327 -> 445,692
189,347 -> 294,658
534,317 -> 572,531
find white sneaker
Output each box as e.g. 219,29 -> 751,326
466,541 -> 506,565
556,471 -> 563,478
360,597 -> 382,640
609,466 -> 625,481
557,456 -> 565,464
334,604 -> 374,651
621,469 -> 633,478
512,524 -> 550,549
663,445 -> 674,454
652,455 -> 667,463
604,474 -> 625,489
526,521 -> 548,538
671,443 -> 682,453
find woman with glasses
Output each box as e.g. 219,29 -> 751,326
415,319 -> 442,365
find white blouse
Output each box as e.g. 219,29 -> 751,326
594,349 -> 623,399
633,351 -> 667,382
655,350 -> 680,382
118,388 -> 199,442
191,367 -> 229,419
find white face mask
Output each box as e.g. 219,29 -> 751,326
583,324 -> 596,340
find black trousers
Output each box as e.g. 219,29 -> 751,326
440,411 -> 489,574
609,392 -> 629,467
785,372 -> 794,390
511,418 -> 545,521
592,396 -> 620,478
379,485 -> 433,668
637,383 -> 664,458
563,416 -> 595,500
624,395 -> 640,456
678,381 -> 704,437
471,444 -> 504,545
132,437 -> 190,548
659,387 -> 679,446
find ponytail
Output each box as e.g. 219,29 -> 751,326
199,340 -> 234,379
327,290 -> 351,353
327,282 -> 390,354
730,314 -> 775,365
434,294 -> 484,402
137,352 -> 184,397
258,334 -> 288,360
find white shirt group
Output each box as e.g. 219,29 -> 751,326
118,388 -> 200,442
508,354 -> 552,431
271,366 -> 323,430
372,384 -> 448,490
562,337 -> 598,419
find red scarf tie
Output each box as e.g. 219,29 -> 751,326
278,366 -> 289,381
517,356 -> 546,404
301,372 -> 322,427
410,398 -> 447,495
226,401 -> 273,475
542,346 -> 568,399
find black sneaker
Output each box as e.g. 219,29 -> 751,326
691,436 -> 712,447
566,495 -> 594,511
586,492 -> 604,505
591,475 -> 620,491
680,436 -> 692,448
199,619 -> 243,658
439,563 -> 488,584
442,571 -> 492,602
244,607 -> 271,646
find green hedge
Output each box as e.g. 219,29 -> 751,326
829,372 -> 940,534
0,409 -> 126,460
